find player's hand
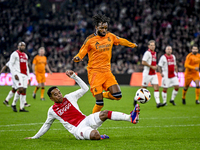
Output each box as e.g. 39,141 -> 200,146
66,70 -> 74,77
195,67 -> 199,71
161,73 -> 164,77
15,75 -> 19,80
28,79 -> 31,86
50,71 -> 53,75
33,71 -> 36,75
72,57 -> 82,62
24,137 -> 32,139
151,66 -> 157,70
134,43 -> 138,48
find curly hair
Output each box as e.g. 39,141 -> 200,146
92,14 -> 110,26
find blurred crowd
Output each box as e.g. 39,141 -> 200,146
0,0 -> 200,74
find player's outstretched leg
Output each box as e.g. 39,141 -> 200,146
130,104 -> 140,124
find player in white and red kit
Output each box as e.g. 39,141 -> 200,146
158,46 -> 179,106
25,70 -> 140,140
134,40 -> 162,108
9,42 -> 30,112
1,61 -> 30,107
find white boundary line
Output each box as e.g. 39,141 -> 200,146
0,124 -> 200,132
0,116 -> 199,128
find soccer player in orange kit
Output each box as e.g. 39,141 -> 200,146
73,14 -> 137,113
32,47 -> 52,100
182,45 -> 200,104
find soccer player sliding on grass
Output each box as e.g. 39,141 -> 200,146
25,70 -> 140,140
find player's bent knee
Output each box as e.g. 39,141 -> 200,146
99,110 -> 109,121
90,130 -> 101,140
112,92 -> 122,100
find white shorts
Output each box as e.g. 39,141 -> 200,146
11,75 -> 17,89
13,73 -> 28,89
142,74 -> 158,86
74,112 -> 103,140
161,76 -> 179,88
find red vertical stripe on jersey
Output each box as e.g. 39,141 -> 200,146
164,54 -> 175,78
16,50 -> 27,75
148,49 -> 156,75
52,98 -> 86,127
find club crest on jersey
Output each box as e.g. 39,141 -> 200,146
108,37 -> 111,41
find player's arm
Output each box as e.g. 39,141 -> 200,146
184,55 -> 196,70
119,38 -> 137,48
25,109 -> 55,139
9,52 -> 18,79
45,64 -> 52,74
158,56 -> 164,77
32,64 -> 36,74
65,70 -> 89,102
142,60 -> 157,70
158,66 -> 164,77
73,38 -> 90,62
0,65 -> 8,75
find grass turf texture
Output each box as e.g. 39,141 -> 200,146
0,85 -> 200,150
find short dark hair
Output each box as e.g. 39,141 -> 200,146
192,44 -> 198,49
47,86 -> 58,97
92,14 -> 110,26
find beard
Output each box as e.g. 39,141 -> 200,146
98,31 -> 106,37
193,52 -> 198,55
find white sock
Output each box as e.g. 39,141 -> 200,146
5,90 -> 15,102
110,111 -> 131,122
154,91 -> 160,104
20,94 -> 26,110
162,91 -> 167,103
12,92 -> 20,106
171,89 -> 178,101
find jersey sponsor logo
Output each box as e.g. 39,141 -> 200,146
57,102 -> 72,116
20,58 -> 27,63
96,44 -> 111,52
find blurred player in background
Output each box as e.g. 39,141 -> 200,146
25,70 -> 140,140
158,46 -> 179,106
73,14 -> 137,113
32,47 -> 52,100
182,45 -> 200,105
134,40 -> 162,108
9,42 -> 30,112
1,61 -> 30,108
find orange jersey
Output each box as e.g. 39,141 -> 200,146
184,52 -> 200,75
32,55 -> 47,73
74,32 -> 136,71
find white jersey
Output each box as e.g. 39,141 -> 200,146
9,50 -> 30,79
142,49 -> 157,75
158,54 -> 176,78
32,74 -> 89,139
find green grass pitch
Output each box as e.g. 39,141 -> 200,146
0,85 -> 200,150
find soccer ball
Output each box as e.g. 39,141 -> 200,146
135,88 -> 151,104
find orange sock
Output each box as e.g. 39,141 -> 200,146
103,91 -> 121,100
41,88 -> 45,98
195,88 -> 200,100
92,104 -> 103,113
182,89 -> 187,99
34,87 -> 39,94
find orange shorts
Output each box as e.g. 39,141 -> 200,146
35,72 -> 46,84
184,73 -> 199,86
88,69 -> 118,96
